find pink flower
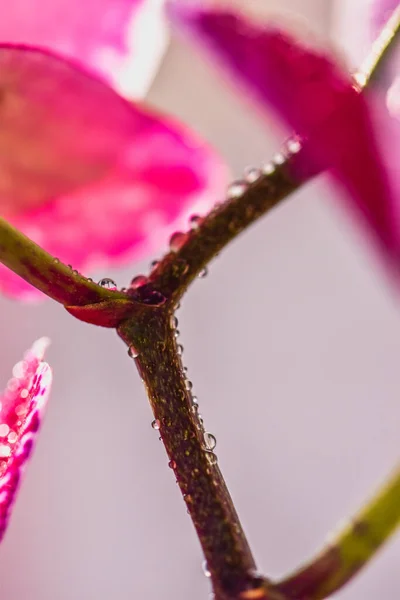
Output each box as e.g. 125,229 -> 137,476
167,2 -> 400,276
0,0 -> 168,98
0,338 -> 52,541
0,45 -> 227,300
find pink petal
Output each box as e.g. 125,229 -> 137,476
0,47 -> 228,300
0,0 -> 167,98
0,338 -> 52,541
168,4 -> 399,270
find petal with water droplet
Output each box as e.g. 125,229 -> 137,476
0,338 -> 52,541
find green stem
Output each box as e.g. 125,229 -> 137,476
273,467 -> 400,599
0,217 -> 128,306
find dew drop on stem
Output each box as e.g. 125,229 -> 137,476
98,278 -> 117,290
170,231 -> 189,252
262,162 -> 275,175
151,419 -> 160,430
244,167 -> 262,184
203,432 -> 217,451
202,560 -> 211,578
205,451 -> 218,466
198,267 -> 208,278
189,214 -> 203,229
168,460 -> 176,470
127,345 -> 139,359
287,138 -> 301,154
273,152 -> 285,165
227,180 -> 248,199
130,275 -> 148,289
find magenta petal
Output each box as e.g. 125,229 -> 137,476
0,46 -> 227,299
0,338 -> 52,541
168,4 -> 399,268
0,0 -> 167,97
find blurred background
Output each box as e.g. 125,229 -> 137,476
0,0 -> 399,598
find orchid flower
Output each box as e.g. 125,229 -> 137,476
0,338 -> 51,541
0,6 -> 228,300
167,1 -> 400,278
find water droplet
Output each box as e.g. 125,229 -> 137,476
152,419 -> 161,430
170,315 -> 179,329
170,231 -> 189,252
54,258 -> 60,264
87,278 -> 93,282
183,366 -> 188,373
287,138 -> 301,154
192,396 -> 198,405
227,181 -> 247,199
185,380 -> 193,391
98,278 -> 117,290
198,267 -> 208,278
174,330 -> 180,338
72,269 -> 79,275
0,424 -> 9,437
7,431 -> 17,444
150,260 -> 159,269
128,345 -> 139,359
142,290 -> 167,306
177,345 -> 184,356
202,560 -> 211,578
189,214 -> 203,229
204,432 -> 217,451
168,460 -> 177,470
262,162 -> 275,175
244,167 -> 261,184
273,152 -> 285,165
205,451 -> 218,466
130,275 -> 148,289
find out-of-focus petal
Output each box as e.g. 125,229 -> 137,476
0,46 -> 228,300
0,0 -> 167,98
0,338 -> 52,541
167,3 -> 399,270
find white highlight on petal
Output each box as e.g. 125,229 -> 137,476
93,0 -> 169,98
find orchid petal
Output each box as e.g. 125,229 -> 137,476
0,338 -> 52,541
0,0 -> 167,97
0,46 -> 227,300
168,4 -> 399,270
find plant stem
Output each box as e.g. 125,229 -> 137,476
0,217 -> 128,306
149,161 -> 299,308
273,467 -> 400,599
356,4 -> 400,87
117,311 -> 286,600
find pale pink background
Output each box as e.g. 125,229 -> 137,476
0,1 -> 399,599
